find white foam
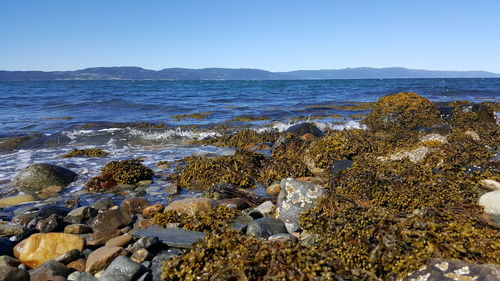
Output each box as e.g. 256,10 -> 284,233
126,127 -> 220,140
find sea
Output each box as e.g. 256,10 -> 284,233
0,78 -> 499,213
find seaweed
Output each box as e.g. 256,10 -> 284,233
85,159 -> 153,192
62,148 -> 110,158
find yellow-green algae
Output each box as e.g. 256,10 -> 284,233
231,116 -> 271,122
172,112 -> 211,120
62,148 -> 110,158
192,129 -> 280,148
85,159 -> 153,192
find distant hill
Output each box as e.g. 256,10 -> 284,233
0,66 -> 499,81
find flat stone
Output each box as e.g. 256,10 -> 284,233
151,249 -> 184,281
0,195 -> 36,208
0,265 -> 29,281
246,217 -> 287,238
85,246 -> 127,274
29,260 -> 74,280
142,204 -> 163,218
14,233 -> 85,268
403,258 -> 500,281
128,236 -> 159,253
163,197 -> 217,216
131,227 -> 205,248
64,224 -> 93,234
0,224 -> 24,236
86,229 -> 121,246
12,163 -> 77,191
121,198 -> 149,215
89,208 -> 131,232
268,233 -> 298,243
67,258 -> 86,272
419,133 -> 448,144
99,256 -> 145,281
229,215 -> 253,231
104,234 -> 133,248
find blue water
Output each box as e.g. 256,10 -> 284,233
0,78 -> 498,212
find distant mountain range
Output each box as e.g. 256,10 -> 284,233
1,66 -> 499,81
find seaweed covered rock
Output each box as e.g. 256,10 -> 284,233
403,259 -> 500,281
192,129 -> 280,148
62,148 -> 110,158
176,149 -> 264,190
363,92 -> 441,131
85,159 -> 153,192
12,163 -> 77,191
155,205 -> 240,232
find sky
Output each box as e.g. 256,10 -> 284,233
1,0 -> 499,72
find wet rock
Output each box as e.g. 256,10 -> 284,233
64,224 -> 92,234
85,246 -> 127,274
142,204 -> 164,218
286,123 -> 325,138
14,233 -> 85,268
136,272 -> 152,281
331,159 -> 353,175
11,229 -> 37,244
276,178 -> 325,233
457,103 -> 496,123
104,234 -> 132,248
218,198 -> 249,210
130,248 -> 152,263
0,224 -> 24,236
64,207 -> 98,224
120,198 -> 149,215
229,215 -> 253,232
0,265 -> 29,281
403,258 -> 500,281
74,272 -> 97,281
55,249 -> 81,264
86,229 -> 121,247
300,133 -> 317,140
0,255 -> 19,267
268,233 -> 298,243
99,256 -> 145,281
131,227 -> 205,249
0,237 -> 14,256
29,260 -> 74,280
0,195 -> 36,208
481,179 -> 500,191
67,258 -> 86,272
134,218 -> 154,229
128,236 -> 159,253
91,198 -> 115,211
151,249 -> 183,281
89,208 -> 131,232
35,214 -> 63,233
12,164 -> 77,191
265,183 -> 281,196
38,205 -> 71,219
478,190 -> 500,216
163,197 -> 217,216
253,201 -> 275,216
10,214 -> 36,228
246,217 -> 287,238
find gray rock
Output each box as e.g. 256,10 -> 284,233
67,271 -> 81,281
151,249 -> 183,281
246,217 -> 287,238
35,214 -> 63,233
254,201 -> 275,216
286,123 -> 325,138
403,258 -> 500,281
12,163 -> 77,191
29,260 -> 74,280
91,198 -> 115,211
229,215 -> 253,232
38,205 -> 71,218
129,236 -> 159,253
268,233 -> 298,243
99,256 -> 145,281
136,271 -> 152,281
89,208 -> 132,232
276,178 -> 325,233
55,249 -> 81,264
131,227 -> 205,248
0,266 -> 29,281
0,224 -> 24,236
64,207 -> 98,224
0,256 -> 19,267
74,272 -> 98,281
331,160 -> 353,175
0,238 -> 13,256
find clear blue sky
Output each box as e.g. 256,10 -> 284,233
1,0 -> 499,72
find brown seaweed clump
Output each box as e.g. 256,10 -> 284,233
363,92 -> 441,131
85,159 -> 153,192
176,150 -> 265,190
193,129 -> 280,148
62,148 -> 110,158
154,205 -> 240,232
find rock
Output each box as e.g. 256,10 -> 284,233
331,160 -> 353,175
403,258 -> 500,281
85,246 -> 127,274
218,198 -> 249,210
265,183 -> 281,196
14,233 -> 85,268
419,133 -> 448,144
86,229 -> 121,246
89,208 -> 131,232
300,133 -> 317,140
136,272 -> 152,281
478,190 -> 500,216
131,227 -> 205,249
104,234 -> 133,248
164,183 -> 181,195
0,224 -> 24,236
11,229 -> 37,244
64,207 -> 98,224
229,214 -> 253,232
99,256 -> 145,281
38,205 -> 71,218
55,249 -> 81,264
12,164 -> 77,191
378,146 -> 433,163
130,248 -> 152,263
458,103 -> 496,123
163,197 -> 217,216
74,272 -> 98,281
67,271 -> 80,281
268,233 -> 298,243
135,218 -> 154,229
120,198 -> 149,215
0,265 -> 29,281
464,130 -> 481,141
480,179 -> 500,191
64,224 -> 92,234
246,217 -> 287,238
0,255 -> 19,267
276,178 -> 325,233
128,236 -> 159,253
91,198 -> 115,211
254,201 -> 275,216
67,258 -> 86,272
10,214 -> 36,228
0,195 -> 36,208
142,204 -> 164,218
29,260 -> 74,280
151,249 -> 183,281
0,238 -> 14,256
35,214 -> 63,233
286,123 -> 325,138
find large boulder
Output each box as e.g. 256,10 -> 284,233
403,259 -> 500,281
275,178 -> 325,233
12,164 -> 77,191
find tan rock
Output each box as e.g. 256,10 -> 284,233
120,198 -> 149,214
67,258 -> 86,272
135,218 -> 154,229
89,208 -> 131,232
85,246 -> 127,274
164,197 -> 217,216
130,248 -> 152,263
481,179 -> 500,191
64,224 -> 93,234
0,194 -> 36,208
104,234 -> 133,247
86,229 -> 121,246
14,233 -> 85,268
266,184 -> 281,196
142,204 -> 164,218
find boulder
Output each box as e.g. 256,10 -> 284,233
14,233 -> 85,268
246,217 -> 287,238
403,258 -> 500,281
12,164 -> 77,191
286,123 -> 325,138
85,246 -> 127,274
276,178 -> 325,233
163,197 -> 217,216
457,103 -> 496,123
89,208 -> 131,232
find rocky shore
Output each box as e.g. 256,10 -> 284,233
0,92 -> 499,281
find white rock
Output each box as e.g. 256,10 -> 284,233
419,133 -> 448,144
480,179 -> 500,191
478,190 -> 500,215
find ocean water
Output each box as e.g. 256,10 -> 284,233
0,78 -> 499,213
